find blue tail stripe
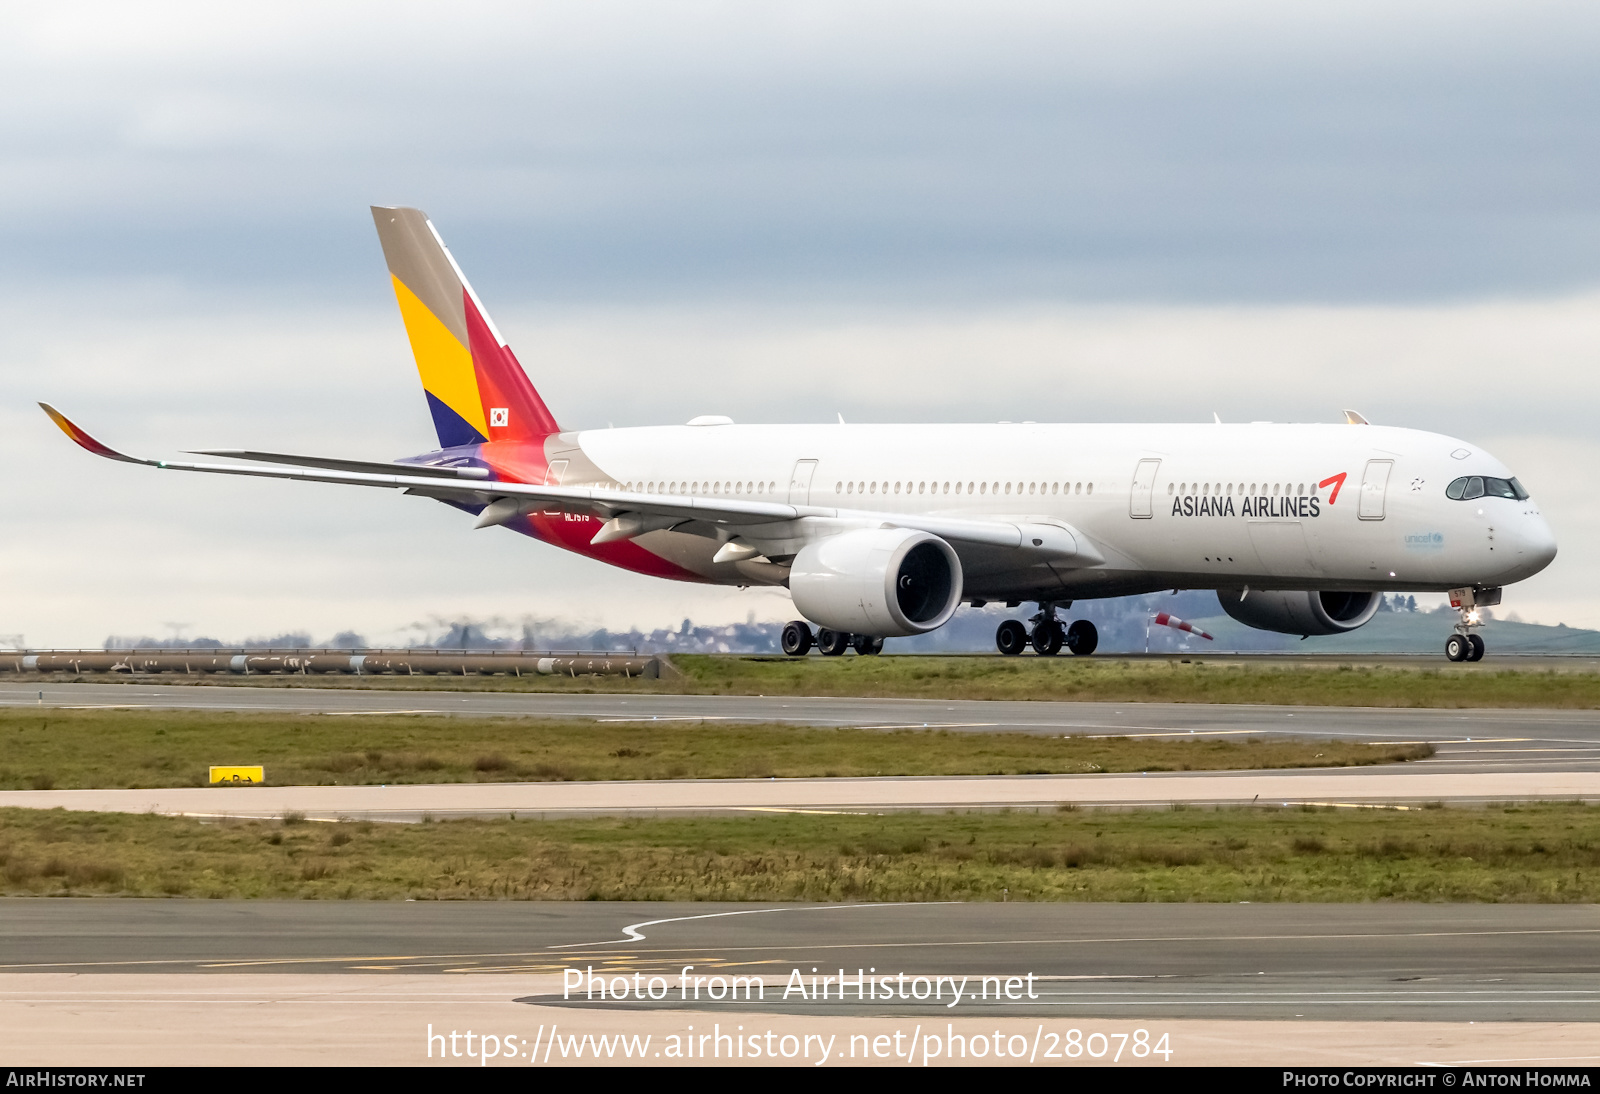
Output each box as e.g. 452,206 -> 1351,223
425,391 -> 487,448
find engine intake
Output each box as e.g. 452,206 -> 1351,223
1217,589 -> 1381,637
789,528 -> 963,637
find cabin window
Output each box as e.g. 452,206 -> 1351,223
919,482 -> 926,494
955,482 -> 962,494
1087,483 -> 1093,495
980,482 -> 987,495
943,482 -> 950,493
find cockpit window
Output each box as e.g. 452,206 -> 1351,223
1446,475 -> 1529,501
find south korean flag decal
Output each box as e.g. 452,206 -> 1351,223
489,407 -> 509,428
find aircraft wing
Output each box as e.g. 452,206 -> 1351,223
190,449 -> 492,480
40,404 -> 1102,563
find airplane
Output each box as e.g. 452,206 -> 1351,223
40,206 -> 1558,663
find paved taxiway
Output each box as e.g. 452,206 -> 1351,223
5,768 -> 1600,820
4,900 -> 1598,1023
6,682 -> 1600,774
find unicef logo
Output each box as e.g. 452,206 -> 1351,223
1404,532 -> 1444,550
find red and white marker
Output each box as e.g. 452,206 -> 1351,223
1153,612 -> 1214,641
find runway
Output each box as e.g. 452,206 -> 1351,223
3,899 -> 1598,1022
6,682 -> 1600,774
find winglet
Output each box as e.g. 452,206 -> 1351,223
1342,409 -> 1370,425
38,403 -> 145,463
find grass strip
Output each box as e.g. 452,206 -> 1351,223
23,654 -> 1600,707
667,655 -> 1600,707
3,803 -> 1598,901
0,709 -> 1428,790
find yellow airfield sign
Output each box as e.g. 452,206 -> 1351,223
209,766 -> 265,785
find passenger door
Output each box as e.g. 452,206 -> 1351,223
788,459 -> 818,505
1359,460 -> 1393,521
541,459 -> 568,515
1130,458 -> 1161,518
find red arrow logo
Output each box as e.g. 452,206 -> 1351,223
1319,472 -> 1348,504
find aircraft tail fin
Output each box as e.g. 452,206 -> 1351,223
371,206 -> 560,448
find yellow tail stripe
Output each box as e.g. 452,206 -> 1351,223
390,274 -> 488,439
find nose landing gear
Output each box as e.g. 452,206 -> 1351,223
995,604 -> 1098,656
1444,587 -> 1497,662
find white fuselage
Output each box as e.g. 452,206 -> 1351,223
560,421 -> 1556,601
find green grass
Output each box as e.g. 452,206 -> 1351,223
27,653 -> 1600,707
666,655 -> 1600,707
0,708 -> 1428,790
4,803 -> 1599,901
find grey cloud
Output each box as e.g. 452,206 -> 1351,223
1,2 -> 1598,303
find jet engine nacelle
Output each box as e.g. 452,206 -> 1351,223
1217,589 -> 1381,637
789,527 -> 963,638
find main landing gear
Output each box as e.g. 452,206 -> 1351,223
1443,586 -> 1498,662
996,603 -> 1098,657
781,621 -> 884,657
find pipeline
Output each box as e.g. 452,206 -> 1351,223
0,649 -> 660,679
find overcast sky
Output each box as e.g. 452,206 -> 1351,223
4,1 -> 1599,645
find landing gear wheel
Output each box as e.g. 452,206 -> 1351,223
1065,619 -> 1099,656
1031,619 -> 1063,656
852,635 -> 885,656
1467,634 -> 1485,662
781,620 -> 814,657
1444,634 -> 1469,662
996,619 -> 1029,656
816,629 -> 851,657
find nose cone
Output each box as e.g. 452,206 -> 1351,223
1504,512 -> 1558,581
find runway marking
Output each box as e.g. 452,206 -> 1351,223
553,902 -> 951,949
594,716 -> 739,723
